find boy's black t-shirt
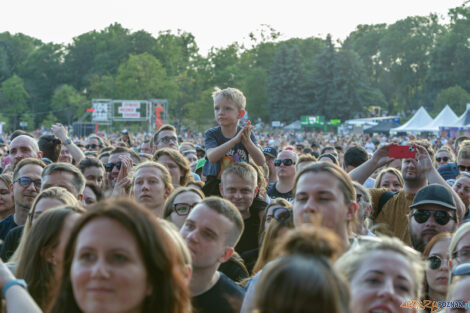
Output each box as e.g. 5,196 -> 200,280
0,214 -> 17,241
235,196 -> 266,255
202,126 -> 257,178
192,272 -> 245,313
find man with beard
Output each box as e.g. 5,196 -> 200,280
408,184 -> 458,252
350,142 -> 464,245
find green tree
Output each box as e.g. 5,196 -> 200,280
426,5 -> 470,101
50,84 -> 87,125
42,112 -> 58,129
434,85 -> 470,115
307,36 -> 386,120
267,44 -> 305,122
0,74 -> 29,129
377,15 -> 444,112
20,112 -> 34,131
114,53 -> 177,102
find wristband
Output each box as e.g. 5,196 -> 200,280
2,279 -> 27,298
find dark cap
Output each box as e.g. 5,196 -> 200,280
409,184 -> 456,210
122,129 -> 128,134
262,147 -> 278,158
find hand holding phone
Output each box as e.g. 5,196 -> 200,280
389,145 -> 416,159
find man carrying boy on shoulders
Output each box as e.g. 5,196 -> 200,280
202,87 -> 265,196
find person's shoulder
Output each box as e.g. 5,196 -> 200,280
0,214 -> 14,225
205,126 -> 221,136
217,272 -> 245,296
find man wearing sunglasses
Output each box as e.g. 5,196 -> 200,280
267,150 -> 297,203
350,142 -> 465,245
105,147 -> 140,193
408,184 -> 458,252
0,158 -> 45,242
453,174 -> 470,222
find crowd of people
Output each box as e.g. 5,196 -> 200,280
0,86 -> 469,312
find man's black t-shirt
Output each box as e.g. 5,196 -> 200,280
192,272 -> 245,313
267,183 -> 293,202
0,214 -> 17,241
0,225 -> 23,261
235,197 -> 267,255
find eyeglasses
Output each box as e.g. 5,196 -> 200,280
436,157 -> 449,163
159,136 -> 178,144
266,207 -> 292,224
173,203 -> 198,216
274,159 -> 296,167
410,209 -> 455,226
427,255 -> 448,270
458,164 -> 470,172
104,161 -> 122,172
85,143 -> 102,149
452,249 -> 470,264
14,177 -> 41,189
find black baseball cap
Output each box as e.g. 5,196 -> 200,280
262,147 -> 278,158
409,184 -> 456,210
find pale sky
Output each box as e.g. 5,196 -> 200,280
0,0 -> 465,54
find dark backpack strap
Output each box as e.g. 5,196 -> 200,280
376,191 -> 398,218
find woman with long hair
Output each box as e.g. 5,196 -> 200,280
49,198 -> 191,313
15,206 -> 85,311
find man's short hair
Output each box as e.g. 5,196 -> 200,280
13,158 -> 46,181
38,135 -> 62,162
221,163 -> 257,187
202,196 -> 244,246
87,135 -> 105,147
344,146 -> 368,168
152,124 -> 177,148
42,162 -> 86,194
10,130 -> 33,141
110,147 -> 141,164
212,87 -> 246,111
77,157 -> 105,173
321,146 -> 336,155
408,139 -> 434,160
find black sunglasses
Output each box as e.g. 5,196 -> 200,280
173,203 -> 198,216
436,157 -> 449,163
104,161 -> 122,172
266,207 -> 292,224
427,255 -> 448,270
86,143 -> 102,149
274,159 -> 295,167
410,209 -> 455,226
14,177 -> 41,189
458,164 -> 470,172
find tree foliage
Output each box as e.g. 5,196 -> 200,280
1,5 -> 470,131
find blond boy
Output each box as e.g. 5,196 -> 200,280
202,87 -> 265,196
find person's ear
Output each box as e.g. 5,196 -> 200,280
183,264 -> 193,286
9,183 -> 13,193
37,151 -> 43,159
253,186 -> 259,197
238,110 -> 246,119
164,187 -> 171,200
449,259 -> 454,271
145,281 -> 154,296
77,194 -> 83,201
218,246 -> 234,264
219,182 -> 224,197
347,201 -> 358,221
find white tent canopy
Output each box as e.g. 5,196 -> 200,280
391,106 -> 433,134
448,103 -> 470,127
418,105 -> 458,132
